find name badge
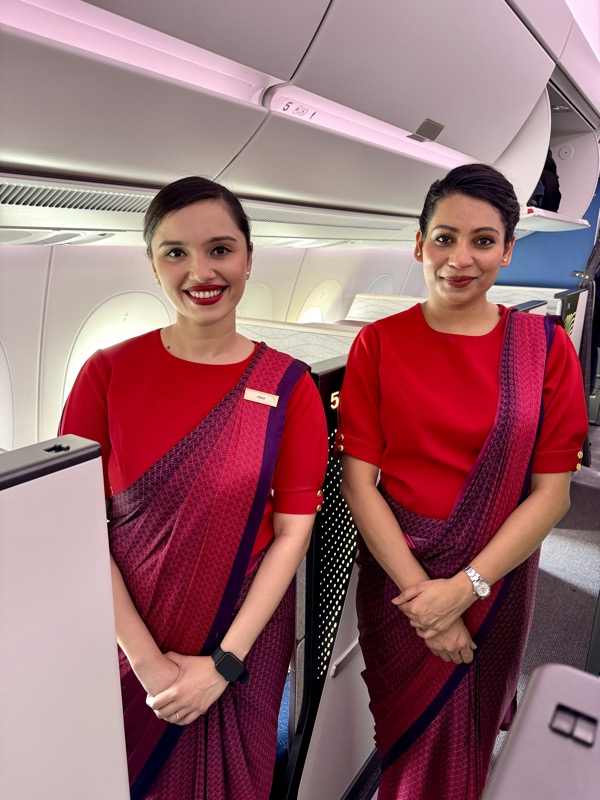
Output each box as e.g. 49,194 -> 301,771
244,388 -> 279,407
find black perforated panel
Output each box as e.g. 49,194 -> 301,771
315,429 -> 357,679
276,357 -> 360,800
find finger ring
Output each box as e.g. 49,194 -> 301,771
175,711 -> 181,721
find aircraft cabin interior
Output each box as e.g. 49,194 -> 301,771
1,1 -> 600,798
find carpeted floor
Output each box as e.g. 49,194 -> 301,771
491,422 -> 600,763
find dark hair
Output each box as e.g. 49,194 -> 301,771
143,176 -> 251,255
419,163 -> 520,243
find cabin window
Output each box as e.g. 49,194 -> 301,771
366,274 -> 394,295
63,292 -> 171,404
297,279 -> 343,324
237,284 -> 274,320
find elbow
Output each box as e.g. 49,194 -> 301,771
551,487 -> 571,525
558,477 -> 572,520
339,477 -> 357,512
559,492 -> 571,520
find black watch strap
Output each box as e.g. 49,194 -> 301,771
211,645 -> 249,684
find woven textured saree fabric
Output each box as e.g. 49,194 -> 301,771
108,344 -> 307,798
358,311 -> 553,799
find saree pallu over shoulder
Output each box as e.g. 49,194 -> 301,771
357,312 -> 557,797
107,343 -> 308,795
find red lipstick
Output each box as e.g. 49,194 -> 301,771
443,277 -> 475,288
184,284 -> 226,305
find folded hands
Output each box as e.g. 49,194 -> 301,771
392,577 -> 477,664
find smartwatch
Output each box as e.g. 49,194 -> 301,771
462,566 -> 491,599
211,645 -> 249,684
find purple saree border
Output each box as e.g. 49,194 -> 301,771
203,357 -> 310,653
518,315 -> 556,504
130,355 -> 309,799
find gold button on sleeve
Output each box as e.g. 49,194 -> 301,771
316,489 -> 323,497
577,451 -> 584,459
338,433 -> 344,441
316,504 -> 323,512
337,444 -> 344,452
576,463 -> 582,471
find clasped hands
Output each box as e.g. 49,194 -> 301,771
392,576 -> 477,664
143,651 -> 228,726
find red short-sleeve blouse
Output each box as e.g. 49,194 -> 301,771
338,304 -> 588,520
60,330 -> 329,557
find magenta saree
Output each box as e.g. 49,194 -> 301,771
357,311 -> 557,799
107,344 -> 308,799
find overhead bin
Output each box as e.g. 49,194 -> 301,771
507,0 -> 600,222
494,90 -> 553,207
2,0 -> 596,238
506,0 -> 600,125
84,0 -> 330,80
0,27 -> 267,185
505,0 -> 574,62
219,113 -> 467,216
495,87 -> 596,225
559,23 -> 600,128
291,0 -> 554,163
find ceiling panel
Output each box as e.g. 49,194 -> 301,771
84,0 -> 331,80
292,0 -> 554,162
0,28 -> 267,185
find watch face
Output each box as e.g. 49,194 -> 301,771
216,652 -> 244,683
475,580 -> 491,598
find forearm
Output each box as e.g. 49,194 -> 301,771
468,472 -> 571,587
341,477 -> 428,590
219,513 -> 314,660
110,556 -> 164,678
393,474 -> 572,636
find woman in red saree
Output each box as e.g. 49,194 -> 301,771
60,177 -> 328,799
338,164 -> 588,799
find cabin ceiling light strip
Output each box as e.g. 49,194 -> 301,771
242,201 -> 415,230
1,0 -> 278,102
264,85 -> 474,170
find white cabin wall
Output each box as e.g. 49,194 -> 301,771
236,248 -> 306,321
38,246 -> 174,442
400,258 -> 428,297
0,246 -> 50,450
284,248 -> 418,324
0,243 -> 427,447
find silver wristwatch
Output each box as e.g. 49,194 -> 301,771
462,566 -> 491,599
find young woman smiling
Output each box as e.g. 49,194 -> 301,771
60,176 -> 328,799
338,164 -> 588,799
